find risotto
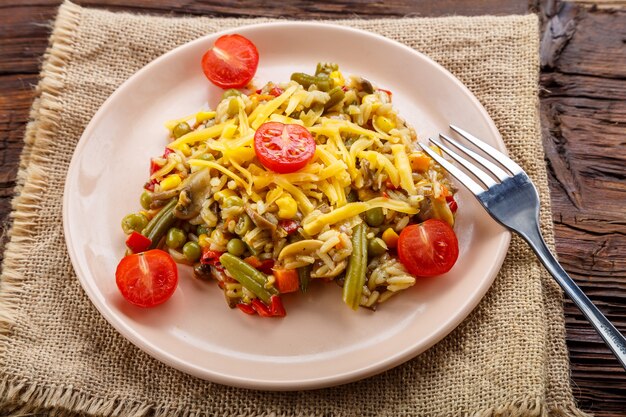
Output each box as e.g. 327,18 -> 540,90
118,62 -> 459,316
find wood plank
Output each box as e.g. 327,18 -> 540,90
1,1 -> 626,416
539,3 -> 626,415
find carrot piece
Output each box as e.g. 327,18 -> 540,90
272,268 -> 300,294
409,152 -> 431,173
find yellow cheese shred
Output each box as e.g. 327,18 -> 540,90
188,159 -> 251,193
303,197 -> 418,235
391,144 -> 417,195
168,122 -> 228,149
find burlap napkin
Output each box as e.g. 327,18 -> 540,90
0,1 -> 590,416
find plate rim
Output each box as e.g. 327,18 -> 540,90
63,21 -> 511,390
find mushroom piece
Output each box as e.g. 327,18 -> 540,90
173,168 -> 212,220
244,205 -> 277,233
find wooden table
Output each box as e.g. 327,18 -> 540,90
1,0 -> 625,415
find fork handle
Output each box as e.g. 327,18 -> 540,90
520,223 -> 626,370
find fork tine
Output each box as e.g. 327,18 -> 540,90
449,125 -> 523,175
439,133 -> 510,181
419,143 -> 485,196
429,138 -> 498,188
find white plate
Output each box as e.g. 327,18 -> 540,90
63,22 -> 510,390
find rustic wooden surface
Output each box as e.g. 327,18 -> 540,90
1,0 -> 625,415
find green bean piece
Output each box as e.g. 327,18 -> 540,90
173,122 -> 191,139
368,237 -> 388,257
315,62 -> 338,76
290,73 -> 331,92
196,224 -> 209,236
227,98 -> 240,117
346,189 -> 358,203
140,191 -> 153,210
146,202 -> 177,249
364,207 -> 384,227
219,253 -> 278,303
166,227 -> 186,249
234,214 -> 252,236
226,238 -> 246,256
121,213 -> 149,235
324,87 -> 345,110
223,195 -> 244,208
298,265 -> 312,293
221,88 -> 241,101
342,223 -> 368,310
142,199 -> 177,236
183,241 -> 201,262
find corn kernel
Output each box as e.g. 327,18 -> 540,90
329,70 -> 345,87
214,189 -> 236,202
179,143 -> 192,157
276,195 -> 298,219
375,115 -> 396,133
198,233 -> 210,248
362,94 -> 381,111
382,228 -> 399,249
160,174 -> 181,191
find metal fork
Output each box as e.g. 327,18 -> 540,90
420,125 -> 626,370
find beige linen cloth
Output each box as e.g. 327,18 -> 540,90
0,1 -> 589,416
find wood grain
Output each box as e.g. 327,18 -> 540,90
1,1 -> 625,416
539,2 -> 626,416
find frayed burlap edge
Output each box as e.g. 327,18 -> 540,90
0,2 -> 591,416
0,374 -> 591,417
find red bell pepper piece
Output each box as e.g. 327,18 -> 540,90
125,231 -> 152,253
269,295 -> 286,317
236,303 -> 256,315
445,195 -> 458,214
278,219 -> 299,235
201,249 -> 224,266
269,86 -> 284,97
251,299 -> 273,317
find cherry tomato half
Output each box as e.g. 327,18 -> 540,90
201,34 -> 259,89
115,249 -> 178,308
254,122 -> 316,173
397,219 -> 459,277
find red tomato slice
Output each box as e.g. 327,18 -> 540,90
201,34 -> 259,89
115,249 -> 178,308
254,122 -> 316,173
397,219 -> 459,277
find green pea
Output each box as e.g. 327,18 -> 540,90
234,214 -> 252,236
196,225 -> 209,236
173,122 -> 191,139
166,227 -> 186,249
227,238 -> 246,256
368,237 -> 388,257
140,191 -> 153,210
364,207 -> 384,227
223,196 -> 244,208
227,98 -> 240,116
121,213 -> 149,234
182,241 -> 201,262
222,88 -> 241,101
